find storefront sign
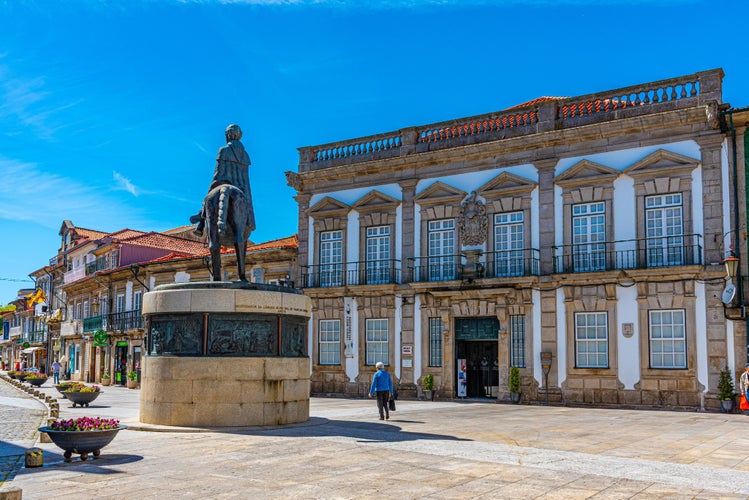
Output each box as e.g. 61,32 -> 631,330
93,329 -> 109,347
116,341 -> 128,347
22,341 -> 30,349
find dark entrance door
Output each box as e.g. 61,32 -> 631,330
455,317 -> 499,398
114,344 -> 127,386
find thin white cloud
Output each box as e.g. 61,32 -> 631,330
0,157 -> 143,230
112,170 -> 138,196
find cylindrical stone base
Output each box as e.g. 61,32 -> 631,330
140,356 -> 310,427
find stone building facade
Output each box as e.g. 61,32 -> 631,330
288,68 -> 748,410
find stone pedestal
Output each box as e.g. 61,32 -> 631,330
140,282 -> 311,427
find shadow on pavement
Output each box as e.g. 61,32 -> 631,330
15,452 -> 143,476
228,418 -> 472,444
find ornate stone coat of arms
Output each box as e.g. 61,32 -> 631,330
458,191 -> 488,246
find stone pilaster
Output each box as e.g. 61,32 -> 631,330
399,180 -> 418,266
535,160 -> 558,275
698,134 -> 726,266
294,193 -> 312,287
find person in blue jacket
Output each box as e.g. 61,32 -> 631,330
368,361 -> 394,420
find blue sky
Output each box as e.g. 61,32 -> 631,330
0,0 -> 747,302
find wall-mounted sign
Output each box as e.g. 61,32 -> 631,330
402,345 -> 413,355
116,341 -> 128,347
22,341 -> 30,349
622,323 -> 634,338
93,329 -> 109,347
402,359 -> 412,368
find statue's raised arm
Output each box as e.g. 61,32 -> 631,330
191,124 -> 255,281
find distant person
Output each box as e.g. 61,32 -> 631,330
52,358 -> 61,384
741,363 -> 749,415
368,362 -> 394,420
20,358 -> 27,371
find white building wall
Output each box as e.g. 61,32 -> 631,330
616,285 -> 640,390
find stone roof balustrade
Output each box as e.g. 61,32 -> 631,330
297,68 -> 724,172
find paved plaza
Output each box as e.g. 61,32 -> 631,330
3,377 -> 749,498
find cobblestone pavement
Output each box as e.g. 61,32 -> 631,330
8,379 -> 749,498
0,378 -> 47,486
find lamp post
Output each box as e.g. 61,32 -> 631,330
724,255 -> 739,281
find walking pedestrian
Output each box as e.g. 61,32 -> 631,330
52,358 -> 61,384
368,362 -> 393,420
740,363 -> 749,415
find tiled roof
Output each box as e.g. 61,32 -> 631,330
503,96 -> 567,110
74,227 -> 109,241
117,232 -> 207,256
219,235 -> 298,255
105,229 -> 146,240
162,224 -> 197,235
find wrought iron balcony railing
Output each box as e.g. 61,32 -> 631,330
302,260 -> 401,288
108,309 -> 143,332
552,234 -> 703,274
409,249 -> 540,283
83,315 -> 104,333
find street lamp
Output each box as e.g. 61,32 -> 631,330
724,255 -> 740,280
91,298 -> 99,315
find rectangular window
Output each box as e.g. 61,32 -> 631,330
365,226 -> 391,284
649,309 -> 686,369
318,320 -> 341,365
572,202 -> 606,272
133,291 -> 142,312
645,193 -> 684,267
510,315 -> 526,368
83,300 -> 90,319
575,312 -> 608,368
116,294 -> 125,313
428,317 -> 443,367
320,230 -> 343,287
427,219 -> 455,281
365,318 -> 388,366
494,212 -> 525,277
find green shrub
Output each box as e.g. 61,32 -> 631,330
509,366 -> 521,394
718,366 -> 736,401
423,373 -> 434,392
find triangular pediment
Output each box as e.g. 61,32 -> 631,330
477,172 -> 537,199
307,196 -> 351,218
555,160 -> 619,188
624,149 -> 699,178
414,181 -> 466,207
352,190 -> 400,213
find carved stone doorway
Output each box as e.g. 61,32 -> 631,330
455,317 -> 499,398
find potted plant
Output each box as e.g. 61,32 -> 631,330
509,366 -> 521,404
126,371 -> 138,389
423,373 -> 434,401
38,416 -> 127,462
718,365 -> 736,413
25,372 -> 49,387
101,372 -> 111,386
55,381 -> 79,398
63,383 -> 102,408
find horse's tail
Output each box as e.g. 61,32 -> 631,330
217,186 -> 230,234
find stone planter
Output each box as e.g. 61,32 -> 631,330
510,392 -> 521,404
27,377 -> 48,387
721,399 -> 736,413
101,378 -> 111,386
38,425 -> 127,462
126,379 -> 137,389
63,391 -> 101,408
55,383 -> 79,398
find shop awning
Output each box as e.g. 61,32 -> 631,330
22,346 -> 44,354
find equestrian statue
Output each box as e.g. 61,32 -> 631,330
191,124 -> 255,281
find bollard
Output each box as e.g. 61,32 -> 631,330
0,485 -> 22,500
25,447 -> 43,467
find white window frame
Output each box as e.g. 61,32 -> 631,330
494,211 -> 524,277
427,219 -> 455,281
365,226 -> 391,284
320,230 -> 343,287
428,317 -> 442,367
510,314 -> 526,368
318,319 -> 341,365
645,193 -> 684,267
575,312 -> 608,368
365,318 -> 389,366
649,309 -> 686,369
572,202 -> 606,272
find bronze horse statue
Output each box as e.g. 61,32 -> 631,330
192,124 -> 255,282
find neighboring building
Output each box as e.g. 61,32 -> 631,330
287,68 -> 748,410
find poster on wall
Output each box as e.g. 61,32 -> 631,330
457,358 -> 467,398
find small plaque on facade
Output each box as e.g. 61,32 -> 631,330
402,345 -> 413,355
622,323 -> 634,338
402,359 -> 413,368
